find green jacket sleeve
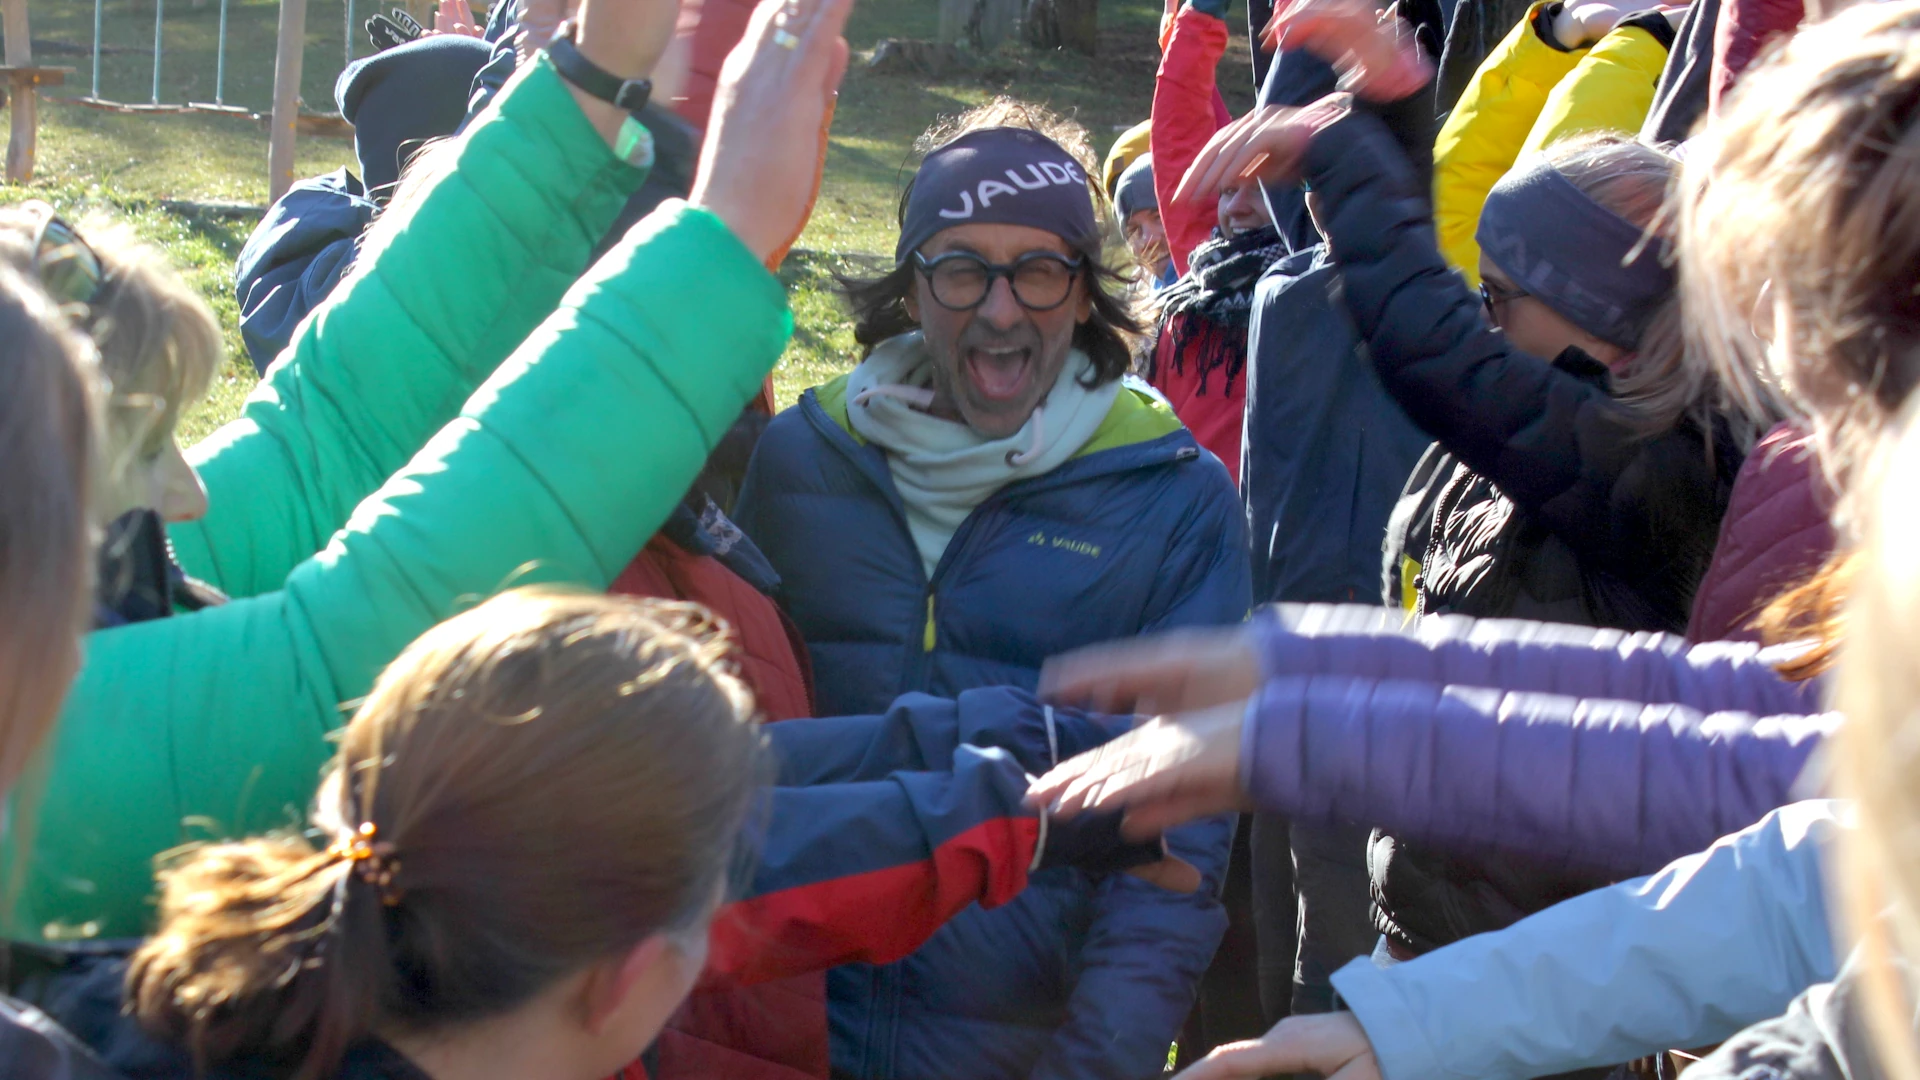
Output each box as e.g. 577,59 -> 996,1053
1520,24 -> 1669,156
9,203 -> 792,941
171,58 -> 645,601
1430,0 -> 1583,285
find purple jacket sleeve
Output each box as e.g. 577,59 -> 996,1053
1240,672 -> 1837,878
1252,603 -> 1824,717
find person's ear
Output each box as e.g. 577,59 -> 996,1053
579,935 -> 670,1035
903,280 -> 921,323
1076,281 -> 1094,325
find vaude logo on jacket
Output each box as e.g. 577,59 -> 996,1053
938,161 -> 1088,220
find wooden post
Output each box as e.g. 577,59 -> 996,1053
4,0 -> 36,183
267,0 -> 308,202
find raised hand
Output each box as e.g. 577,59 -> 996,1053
1164,93 -> 1336,224
428,0 -> 482,36
690,0 -> 853,264
516,0 -> 580,64
1178,1013 -> 1382,1080
1027,700 -> 1250,838
1262,0 -> 1431,100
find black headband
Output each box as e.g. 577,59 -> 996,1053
896,127 -> 1101,263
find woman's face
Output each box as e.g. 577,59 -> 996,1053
1477,255 -> 1625,367
96,404 -> 207,526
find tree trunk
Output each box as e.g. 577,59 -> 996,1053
939,0 -> 1021,49
1024,0 -> 1096,55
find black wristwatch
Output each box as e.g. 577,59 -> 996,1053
547,22 -> 653,113
547,21 -> 656,168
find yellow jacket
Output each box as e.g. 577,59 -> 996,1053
1432,1 -> 1671,284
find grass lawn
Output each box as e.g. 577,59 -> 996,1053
2,0 -> 1256,441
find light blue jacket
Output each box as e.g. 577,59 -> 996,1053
1331,799 -> 1849,1080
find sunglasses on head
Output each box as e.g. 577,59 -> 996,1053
23,201 -> 106,308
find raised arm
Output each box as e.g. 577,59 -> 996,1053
14,199 -> 790,941
1152,1 -> 1234,273
173,59 -> 648,598
1430,0 -> 1584,283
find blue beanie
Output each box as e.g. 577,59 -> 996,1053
337,35 -> 494,196
1114,152 -> 1156,223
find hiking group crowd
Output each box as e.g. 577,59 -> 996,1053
0,0 -> 1912,1075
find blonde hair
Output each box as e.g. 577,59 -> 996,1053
0,265 -> 101,794
1541,133 -> 1778,450
0,205 -> 221,479
1833,403 -> 1920,1080
128,589 -> 768,1080
1677,2 -> 1920,519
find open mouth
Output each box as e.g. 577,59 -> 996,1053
965,345 -> 1035,402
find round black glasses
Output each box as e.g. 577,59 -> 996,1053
913,250 -> 1085,312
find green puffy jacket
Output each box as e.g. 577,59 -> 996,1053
5,57 -> 792,941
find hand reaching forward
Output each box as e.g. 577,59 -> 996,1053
1027,700 -> 1251,840
690,0 -> 853,263
1178,1014 -> 1382,1080
1263,0 -> 1431,100
1040,625 -> 1261,716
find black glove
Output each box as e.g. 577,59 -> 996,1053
366,9 -> 423,51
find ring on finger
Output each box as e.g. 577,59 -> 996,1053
772,25 -> 800,46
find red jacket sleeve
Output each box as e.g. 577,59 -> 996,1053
1152,5 -> 1233,274
704,746 -> 1041,986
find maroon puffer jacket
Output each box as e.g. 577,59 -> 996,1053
1686,423 -> 1837,643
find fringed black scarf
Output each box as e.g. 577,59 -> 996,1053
1151,225 -> 1287,395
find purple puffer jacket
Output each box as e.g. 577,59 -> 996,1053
1239,603 -> 1835,880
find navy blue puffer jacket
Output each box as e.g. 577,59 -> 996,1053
734,371 -> 1248,1080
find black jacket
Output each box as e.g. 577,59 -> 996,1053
1385,348 -> 1741,631
1301,109 -> 1744,955
21,956 -> 429,1080
0,998 -> 125,1080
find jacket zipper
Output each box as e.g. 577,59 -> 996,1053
922,593 -> 936,652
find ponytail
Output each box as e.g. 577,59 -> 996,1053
128,796 -> 398,1079
129,590 -> 768,1077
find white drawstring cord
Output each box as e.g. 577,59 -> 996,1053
1030,704 -> 1060,873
